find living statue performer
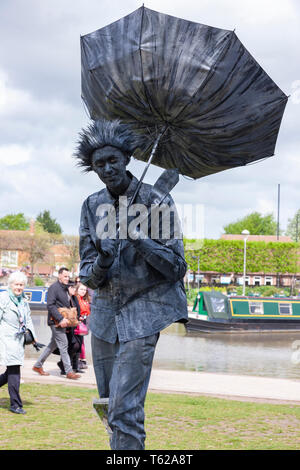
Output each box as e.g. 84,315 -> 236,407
75,119 -> 188,450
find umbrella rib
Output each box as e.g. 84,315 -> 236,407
171,30 -> 234,124
138,5 -> 165,125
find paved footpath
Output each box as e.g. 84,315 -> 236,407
2,359 -> 300,405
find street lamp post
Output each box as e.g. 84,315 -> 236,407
242,230 -> 250,296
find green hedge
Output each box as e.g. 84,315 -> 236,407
34,276 -> 45,286
184,239 -> 299,274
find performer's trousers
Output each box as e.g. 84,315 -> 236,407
91,333 -> 159,450
0,365 -> 23,409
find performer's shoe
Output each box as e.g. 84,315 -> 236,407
10,407 -> 26,414
93,398 -> 112,437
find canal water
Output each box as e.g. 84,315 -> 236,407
26,311 -> 300,380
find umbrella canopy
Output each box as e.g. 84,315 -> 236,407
81,6 -> 288,179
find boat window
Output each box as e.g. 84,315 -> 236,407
265,276 -> 273,286
279,303 -> 292,315
249,302 -> 264,315
254,276 -> 262,286
210,297 -> 226,313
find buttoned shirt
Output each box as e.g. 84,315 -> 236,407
79,172 -> 188,343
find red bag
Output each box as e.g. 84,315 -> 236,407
74,321 -> 89,336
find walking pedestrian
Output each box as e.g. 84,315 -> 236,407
0,271 -> 38,414
32,267 -> 80,380
75,282 -> 91,370
56,282 -> 83,375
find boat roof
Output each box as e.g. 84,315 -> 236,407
229,295 -> 300,301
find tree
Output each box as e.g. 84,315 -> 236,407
0,213 -> 29,230
223,212 -> 278,235
62,235 -> 80,276
0,227 -> 51,283
184,239 -> 299,275
22,231 -> 51,280
36,210 -> 62,234
286,209 -> 300,242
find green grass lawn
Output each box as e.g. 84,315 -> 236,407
0,383 -> 300,450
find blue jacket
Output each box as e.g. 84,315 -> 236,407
79,173 -> 188,343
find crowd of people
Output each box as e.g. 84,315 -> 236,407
0,267 -> 91,414
33,267 -> 91,380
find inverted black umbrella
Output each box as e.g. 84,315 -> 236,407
80,6 -> 288,181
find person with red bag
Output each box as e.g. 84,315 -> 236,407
75,282 -> 91,370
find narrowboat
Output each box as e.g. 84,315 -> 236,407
0,286 -> 48,311
186,290 -> 300,333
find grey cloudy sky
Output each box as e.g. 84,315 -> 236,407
0,0 -> 299,238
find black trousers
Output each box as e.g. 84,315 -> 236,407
0,365 -> 23,409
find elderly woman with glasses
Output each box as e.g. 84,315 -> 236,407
0,271 -> 36,414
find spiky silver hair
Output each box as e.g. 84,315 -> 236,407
74,119 -> 139,172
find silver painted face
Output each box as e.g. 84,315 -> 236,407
92,146 -> 130,194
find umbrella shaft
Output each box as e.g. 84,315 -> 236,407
129,125 -> 168,206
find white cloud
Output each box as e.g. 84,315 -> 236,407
0,71 -> 32,114
0,0 -> 299,238
0,144 -> 32,166
236,0 -> 296,25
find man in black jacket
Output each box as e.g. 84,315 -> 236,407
32,267 -> 80,380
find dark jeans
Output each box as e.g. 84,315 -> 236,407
92,333 -> 159,450
0,365 -> 22,409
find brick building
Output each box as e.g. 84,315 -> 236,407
0,228 -> 79,281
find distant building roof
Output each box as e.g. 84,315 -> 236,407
34,264 -> 53,275
221,234 -> 293,242
0,230 -> 29,250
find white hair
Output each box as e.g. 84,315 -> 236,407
8,271 -> 28,287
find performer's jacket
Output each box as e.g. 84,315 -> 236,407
79,171 -> 188,343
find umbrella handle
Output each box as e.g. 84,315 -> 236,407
128,125 -> 168,207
